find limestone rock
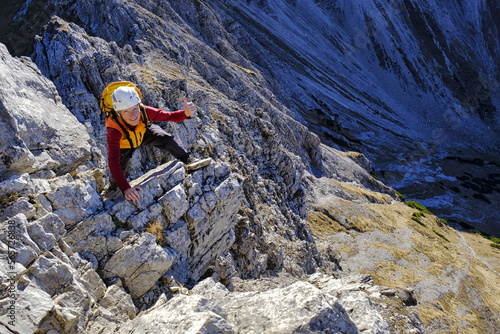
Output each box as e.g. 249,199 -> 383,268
44,175 -> 103,227
0,279 -> 54,334
214,280 -> 359,333
26,213 -> 66,251
64,213 -> 121,264
101,161 -> 243,284
120,275 -> 392,334
0,213 -> 114,334
99,285 -> 137,321
187,175 -> 242,281
0,173 -> 30,198
103,233 -> 176,299
0,42 -> 91,179
1,214 -> 40,268
118,294 -> 235,334
159,184 -> 189,223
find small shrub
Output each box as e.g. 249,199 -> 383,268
438,218 -> 448,225
146,220 -> 167,246
491,243 -> 500,250
0,193 -> 21,207
395,191 -> 406,201
488,236 -> 500,244
405,201 -> 432,214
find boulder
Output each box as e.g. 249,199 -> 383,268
103,233 -> 176,299
118,275 -> 392,333
118,294 -> 235,334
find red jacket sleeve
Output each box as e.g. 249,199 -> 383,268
145,105 -> 190,122
107,106 -> 189,193
107,127 -> 131,192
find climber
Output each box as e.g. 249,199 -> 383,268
105,84 -> 211,201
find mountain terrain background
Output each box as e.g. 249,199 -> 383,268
0,0 -> 499,333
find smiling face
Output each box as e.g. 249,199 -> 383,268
118,104 -> 141,126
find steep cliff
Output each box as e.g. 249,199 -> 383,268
1,1 -> 500,333
2,0 -> 498,235
202,0 -> 500,236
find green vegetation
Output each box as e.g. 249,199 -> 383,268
406,201 -> 450,240
405,200 -> 432,214
487,235 -> 500,250
395,191 -> 406,201
407,201 -> 429,227
488,236 -> 500,244
438,218 -> 448,225
411,212 -> 427,227
470,229 -> 500,250
433,229 -> 450,242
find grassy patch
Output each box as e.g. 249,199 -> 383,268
146,219 -> 167,246
433,229 -> 450,242
470,229 -> 500,249
411,212 -> 427,227
395,191 -> 406,201
438,218 -> 448,225
488,236 -> 500,250
406,201 -> 449,230
307,211 -> 347,237
405,200 -> 432,214
0,193 -> 22,207
488,236 -> 500,244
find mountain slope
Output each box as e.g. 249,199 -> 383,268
0,0 -> 500,333
203,0 -> 500,235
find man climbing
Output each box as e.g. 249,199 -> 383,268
103,82 -> 211,201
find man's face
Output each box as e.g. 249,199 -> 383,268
118,104 -> 141,126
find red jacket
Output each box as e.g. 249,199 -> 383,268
107,106 -> 189,192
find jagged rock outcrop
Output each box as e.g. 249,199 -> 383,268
118,274 -> 392,334
0,38 -> 410,332
0,212 -> 136,333
0,43 -> 91,180
1,0 -> 500,333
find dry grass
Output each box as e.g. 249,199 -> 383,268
307,176 -> 500,333
146,219 -> 167,246
0,192 -> 22,207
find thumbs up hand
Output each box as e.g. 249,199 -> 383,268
183,97 -> 197,117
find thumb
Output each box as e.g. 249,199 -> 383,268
183,97 -> 193,116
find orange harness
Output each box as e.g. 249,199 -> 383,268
106,105 -> 149,149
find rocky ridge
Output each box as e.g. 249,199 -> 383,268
0,1 -> 499,333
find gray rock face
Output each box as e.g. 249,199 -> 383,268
0,37 -> 411,332
0,43 -> 91,178
119,275 -> 391,334
0,213 -> 133,333
103,232 -> 176,299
